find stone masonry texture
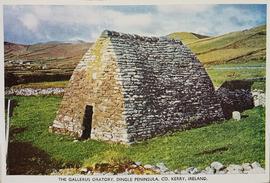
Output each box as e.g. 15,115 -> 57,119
51,30 -> 225,144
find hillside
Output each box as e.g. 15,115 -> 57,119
168,25 -> 266,65
167,32 -> 209,44
4,41 -> 92,85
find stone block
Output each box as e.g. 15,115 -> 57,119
232,111 -> 241,121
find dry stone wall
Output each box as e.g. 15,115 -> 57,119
52,37 -> 128,143
215,80 -> 254,118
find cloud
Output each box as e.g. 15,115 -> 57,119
30,6 -> 154,33
7,5 -> 156,40
105,10 -> 154,33
18,13 -> 39,32
3,4 -> 266,44
153,4 -> 266,36
156,5 -> 216,14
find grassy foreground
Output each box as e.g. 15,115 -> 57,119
8,96 -> 265,171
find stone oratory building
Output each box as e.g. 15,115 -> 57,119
51,30 -> 224,144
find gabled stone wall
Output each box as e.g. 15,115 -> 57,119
52,37 -> 128,143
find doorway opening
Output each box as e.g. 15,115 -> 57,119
81,105 -> 93,139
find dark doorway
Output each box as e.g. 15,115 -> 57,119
81,105 -> 93,139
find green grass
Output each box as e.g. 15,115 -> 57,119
188,25 -> 265,53
198,48 -> 262,64
169,25 -> 266,65
252,81 -> 266,92
208,62 -> 266,68
83,150 -> 131,168
9,96 -> 265,170
206,62 -> 266,90
207,68 -> 265,86
11,81 -> 68,89
168,32 -> 207,44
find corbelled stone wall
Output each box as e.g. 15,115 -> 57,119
51,30 -> 225,143
105,31 -> 224,142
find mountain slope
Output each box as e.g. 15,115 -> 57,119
168,32 -> 209,44
5,41 -> 93,84
5,41 -> 92,69
169,25 -> 266,65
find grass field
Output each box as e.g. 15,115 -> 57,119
168,32 -> 209,44
8,96 -> 265,173
11,81 -> 68,89
169,24 -> 266,65
205,62 -> 266,91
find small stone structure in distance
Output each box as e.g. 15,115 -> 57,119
50,30 -> 225,144
215,80 -> 255,119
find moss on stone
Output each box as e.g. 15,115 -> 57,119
86,38 -> 110,81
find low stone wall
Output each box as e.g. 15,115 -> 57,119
50,161 -> 265,175
215,80 -> 254,118
5,87 -> 64,96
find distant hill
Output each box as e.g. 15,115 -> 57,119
168,24 -> 266,65
4,41 -> 92,86
5,41 -> 92,69
168,32 -> 209,44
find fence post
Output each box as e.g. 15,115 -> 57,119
5,99 -> 11,174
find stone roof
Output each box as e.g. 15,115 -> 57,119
100,30 -> 183,45
100,30 -> 223,141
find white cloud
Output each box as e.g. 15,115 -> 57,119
30,6 -> 102,25
4,5 -> 266,44
156,5 -> 216,14
105,10 -> 154,33
32,6 -> 52,20
29,6 -> 154,32
14,6 -> 156,38
19,13 -> 39,32
153,5 -> 265,36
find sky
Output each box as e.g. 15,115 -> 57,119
3,4 -> 267,44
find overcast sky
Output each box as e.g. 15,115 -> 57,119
4,4 -> 266,44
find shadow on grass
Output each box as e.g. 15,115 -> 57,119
7,127 -> 62,175
9,127 -> 27,138
195,146 -> 229,156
